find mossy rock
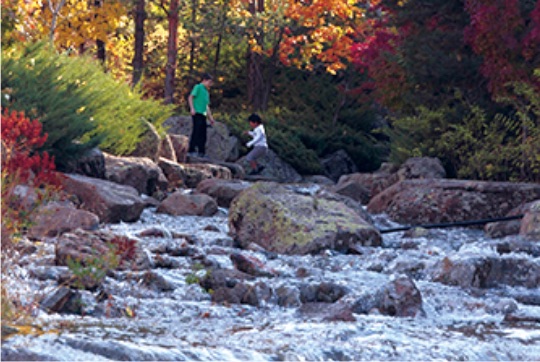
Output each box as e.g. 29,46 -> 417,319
228,182 -> 381,255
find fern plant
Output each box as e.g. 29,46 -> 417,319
386,85 -> 540,182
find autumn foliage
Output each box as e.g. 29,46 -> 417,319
1,109 -> 57,185
352,0 -> 540,110
1,108 -> 59,240
464,0 -> 540,97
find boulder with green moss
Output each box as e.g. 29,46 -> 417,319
228,182 -> 381,255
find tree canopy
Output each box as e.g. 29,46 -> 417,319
1,0 -> 539,181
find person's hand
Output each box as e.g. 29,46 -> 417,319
243,130 -> 249,135
209,118 -> 215,126
190,109 -> 195,115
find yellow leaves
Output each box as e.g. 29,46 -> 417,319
1,324 -> 55,340
6,0 -> 128,54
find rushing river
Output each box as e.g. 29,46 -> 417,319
2,192 -> 540,361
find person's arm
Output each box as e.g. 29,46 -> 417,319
188,94 -> 195,115
247,127 -> 262,147
206,105 -> 215,125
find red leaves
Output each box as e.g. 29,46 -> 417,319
522,1 -> 540,61
351,19 -> 407,107
464,0 -> 539,97
108,235 -> 138,263
1,108 -> 60,241
351,0 -> 539,108
1,108 -> 58,189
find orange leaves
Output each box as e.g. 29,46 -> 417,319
285,0 -> 358,22
278,0 -> 364,72
230,0 -> 364,73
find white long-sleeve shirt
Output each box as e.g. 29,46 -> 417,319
247,124 -> 268,148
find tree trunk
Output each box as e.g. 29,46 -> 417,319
164,0 -> 180,104
213,1 -> 228,74
188,0 -> 198,77
247,51 -> 265,111
132,0 -> 146,86
246,0 -> 270,111
48,0 -> 67,45
94,0 -> 106,64
96,39 -> 106,63
333,76 -> 351,126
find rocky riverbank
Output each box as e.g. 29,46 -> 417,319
2,116 -> 539,360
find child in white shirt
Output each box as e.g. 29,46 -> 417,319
244,113 -> 268,175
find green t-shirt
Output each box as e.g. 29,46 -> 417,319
191,83 -> 210,115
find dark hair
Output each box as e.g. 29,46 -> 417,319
202,73 -> 213,81
248,113 -> 262,124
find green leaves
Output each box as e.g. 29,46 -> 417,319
386,85 -> 540,182
1,42 -> 174,171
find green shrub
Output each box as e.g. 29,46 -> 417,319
218,65 -> 388,174
1,42 -> 174,171
386,86 -> 540,182
220,106 -> 385,175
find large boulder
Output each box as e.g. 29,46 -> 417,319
55,229 -> 151,289
428,253 -> 539,289
60,174 -> 146,223
350,274 -> 424,317
315,187 -> 374,225
336,157 -> 444,204
367,179 -> 540,225
157,158 -> 232,189
236,149 -> 302,183
182,163 -> 232,188
157,158 -> 187,189
337,163 -> 400,204
188,156 -> 245,179
326,179 -> 371,205
70,147 -> 106,179
396,157 -> 446,180
378,275 -> 424,317
104,153 -> 167,196
28,202 -> 99,240
485,200 -> 538,238
163,116 -> 237,162
156,191 -> 218,216
320,149 -> 358,182
195,178 -> 251,208
520,200 -> 540,240
228,182 -> 381,255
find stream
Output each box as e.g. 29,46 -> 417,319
2,189 -> 540,361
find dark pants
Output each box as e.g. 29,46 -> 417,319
188,113 -> 207,155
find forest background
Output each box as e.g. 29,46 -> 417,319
1,0 -> 540,182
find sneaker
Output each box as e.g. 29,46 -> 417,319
188,152 -> 198,157
248,165 -> 264,175
198,153 -> 209,159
